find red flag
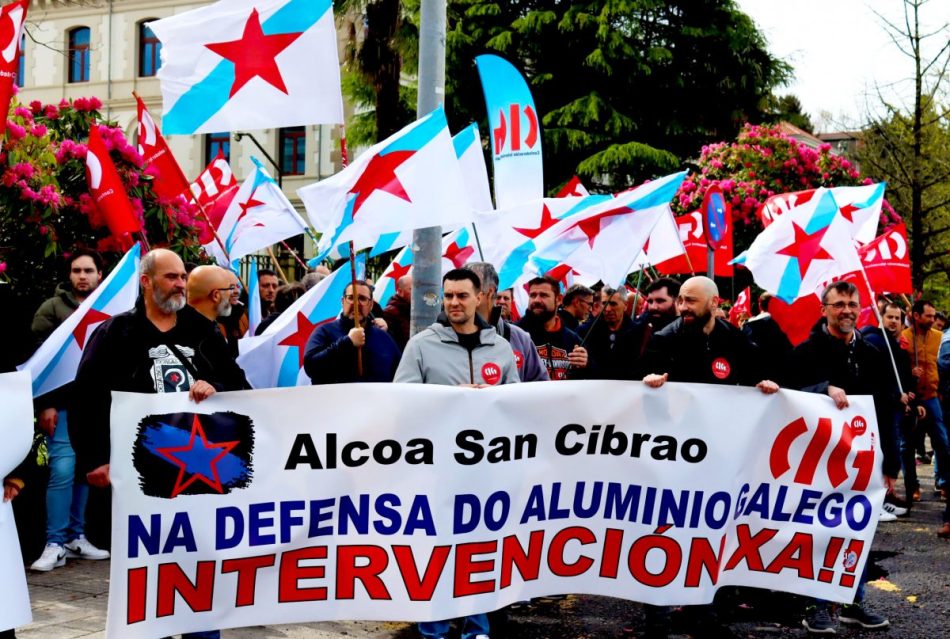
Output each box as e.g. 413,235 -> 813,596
557,176 -> 590,198
136,96 -> 190,200
857,223 -> 912,294
86,126 -> 141,237
729,287 -> 751,327
653,211 -> 733,276
769,294 -> 822,346
190,150 -> 238,228
0,0 -> 28,138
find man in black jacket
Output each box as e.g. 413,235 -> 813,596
788,281 -> 899,634
72,249 -> 249,487
742,293 -> 793,382
303,280 -> 401,384
642,276 -> 778,392
579,286 -> 645,380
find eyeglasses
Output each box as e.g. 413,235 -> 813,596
823,301 -> 860,311
344,294 -> 372,303
215,286 -> 237,293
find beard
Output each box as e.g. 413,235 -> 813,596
215,295 -> 232,318
153,287 -> 185,314
529,304 -> 556,324
680,309 -> 711,331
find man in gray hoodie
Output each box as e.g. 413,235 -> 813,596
463,261 -> 549,382
394,268 -> 518,639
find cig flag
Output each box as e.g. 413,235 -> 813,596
150,0 -> 343,134
136,96 -> 190,200
86,126 -> 142,237
476,54 -> 543,209
18,244 -> 141,396
0,0 -> 28,139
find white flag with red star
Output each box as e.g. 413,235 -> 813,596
150,0 -> 343,134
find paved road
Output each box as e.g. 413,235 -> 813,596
14,468 -> 949,638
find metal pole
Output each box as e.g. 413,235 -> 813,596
410,0 -> 447,336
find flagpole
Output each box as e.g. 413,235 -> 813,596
280,240 -> 310,272
471,223 -> 486,261
857,264 -> 904,396
191,197 -> 233,264
266,246 -> 290,283
339,124 -> 363,376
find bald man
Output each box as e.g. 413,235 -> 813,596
642,276 -> 778,392
71,250 -> 250,493
383,273 -> 412,350
187,265 -> 233,321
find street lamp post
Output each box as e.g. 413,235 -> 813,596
233,131 -> 283,188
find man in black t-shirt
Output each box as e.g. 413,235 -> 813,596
517,276 -> 590,380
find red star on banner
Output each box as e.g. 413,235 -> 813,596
443,242 -> 475,268
838,203 -> 860,223
205,9 -> 303,97
576,207 -> 631,247
236,193 -> 265,223
776,222 -> 834,278
514,204 -> 557,239
72,309 -> 110,349
349,151 -> 415,218
279,312 -> 332,368
385,261 -> 412,281
155,415 -> 239,498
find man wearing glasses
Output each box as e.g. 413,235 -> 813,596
304,280 -> 401,384
788,281 -> 899,634
558,284 -> 594,331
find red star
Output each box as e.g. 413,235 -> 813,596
237,193 -> 265,223
278,312 -> 331,368
73,308 -> 110,349
546,263 -> 580,287
155,416 -> 239,498
514,204 -> 557,239
205,9 -> 303,97
576,207 -> 630,247
839,203 -> 860,223
385,261 -> 412,281
349,151 -> 415,218
776,222 -> 834,278
443,242 -> 475,268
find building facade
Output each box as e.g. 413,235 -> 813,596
18,0 -> 344,225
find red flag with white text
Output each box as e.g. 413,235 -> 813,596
730,287 -> 751,326
190,149 -> 239,228
857,223 -> 912,294
0,0 -> 28,138
653,211 -> 734,276
136,96 -> 190,201
86,126 -> 141,237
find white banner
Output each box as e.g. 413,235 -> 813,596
108,381 -> 884,637
0,371 -> 35,632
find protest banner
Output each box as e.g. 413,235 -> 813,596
0,371 -> 35,632
108,381 -> 884,637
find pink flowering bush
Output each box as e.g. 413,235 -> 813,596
675,123 -> 902,251
0,96 -> 209,317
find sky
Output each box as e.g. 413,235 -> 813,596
736,0 -> 950,132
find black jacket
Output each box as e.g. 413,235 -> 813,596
861,325 -> 914,399
579,315 -> 647,380
71,302 -> 251,474
303,316 -> 401,384
642,317 -> 764,386
742,314 -> 793,382
789,319 -> 901,478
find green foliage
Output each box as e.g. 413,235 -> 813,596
857,100 -> 950,298
0,97 -> 209,342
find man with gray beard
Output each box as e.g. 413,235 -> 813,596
72,249 -> 249,490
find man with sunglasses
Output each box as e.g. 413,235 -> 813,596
788,281 -> 899,634
304,280 -> 401,384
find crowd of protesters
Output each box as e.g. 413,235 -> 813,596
3,246 -> 950,639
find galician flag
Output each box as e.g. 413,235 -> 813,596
300,106 -> 473,261
18,244 -> 141,397
206,158 -> 309,266
373,226 -> 479,308
526,172 -> 687,287
758,183 -> 886,245
245,261 -> 262,337
149,0 -> 343,134
734,188 -> 863,303
238,257 -> 364,388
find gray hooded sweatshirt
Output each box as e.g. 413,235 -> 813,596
395,317 -> 520,386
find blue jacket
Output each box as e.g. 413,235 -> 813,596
303,316 -> 401,384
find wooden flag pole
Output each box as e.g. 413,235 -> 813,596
338,125 -> 363,376
266,246 -> 290,282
